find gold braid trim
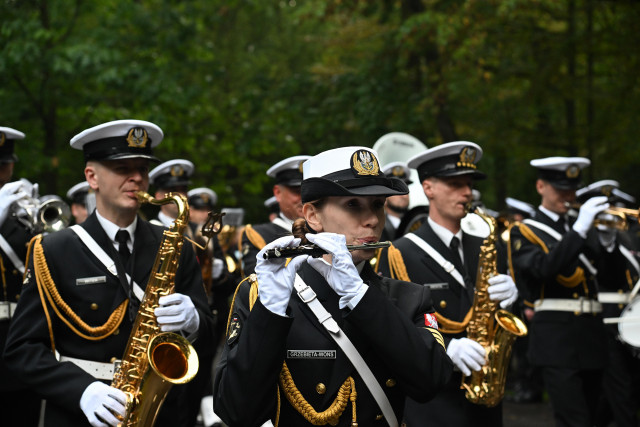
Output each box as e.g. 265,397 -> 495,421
517,223 -> 549,254
556,266 -> 585,289
225,275 -> 256,336
387,244 -> 410,281
0,253 -> 7,302
434,309 -> 473,334
626,269 -> 633,289
244,225 -> 267,251
33,235 -> 127,341
279,362 -> 356,426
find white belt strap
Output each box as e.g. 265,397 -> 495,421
523,219 -> 597,276
597,292 -> 630,305
534,298 -> 602,314
70,225 -> 144,301
293,274 -> 398,427
56,351 -> 120,381
405,233 -> 466,288
0,233 -> 25,274
0,301 -> 18,320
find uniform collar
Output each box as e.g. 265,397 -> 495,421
157,210 -> 174,227
428,216 -> 463,247
95,209 -> 137,251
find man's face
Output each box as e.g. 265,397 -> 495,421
537,179 -> 575,214
274,184 -> 303,221
423,175 -> 473,223
0,162 -> 14,187
86,158 -> 150,217
386,194 -> 410,215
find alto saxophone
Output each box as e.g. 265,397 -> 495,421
111,191 -> 199,426
461,208 -> 528,407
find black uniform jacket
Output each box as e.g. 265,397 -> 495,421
0,215 -> 34,392
509,210 -> 607,369
214,262 -> 453,427
378,220 -> 483,345
240,220 -> 290,276
2,212 -> 214,426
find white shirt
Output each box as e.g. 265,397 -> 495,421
538,205 -> 569,231
95,209 -> 137,253
387,214 -> 401,229
428,217 -> 464,264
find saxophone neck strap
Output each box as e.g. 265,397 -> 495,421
0,233 -> 25,274
522,219 -> 598,276
404,233 -> 466,287
70,225 -> 144,301
293,274 -> 399,427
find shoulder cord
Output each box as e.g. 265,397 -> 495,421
388,243 -> 472,334
0,254 -> 6,301
244,225 -> 267,252
225,274 -> 358,426
32,235 -> 127,343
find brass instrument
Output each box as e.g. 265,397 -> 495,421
111,191 -> 199,427
12,194 -> 70,233
461,208 -> 528,407
565,202 -> 640,230
263,241 -> 391,260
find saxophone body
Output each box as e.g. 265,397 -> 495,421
461,208 -> 527,407
111,191 -> 199,426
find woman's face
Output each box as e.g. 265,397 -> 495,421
305,195 -> 386,264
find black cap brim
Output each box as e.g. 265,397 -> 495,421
421,168 -> 486,181
103,153 -> 160,163
302,176 -> 409,203
0,154 -> 17,163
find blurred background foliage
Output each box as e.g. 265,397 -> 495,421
2,0 -> 639,223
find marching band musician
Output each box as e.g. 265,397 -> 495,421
214,146 -> 452,427
3,120 -> 214,426
508,158 -> 617,427
378,141 -> 519,427
574,180 -> 640,427
67,181 -> 92,225
239,155 -> 311,277
380,161 -> 412,242
0,126 -> 40,426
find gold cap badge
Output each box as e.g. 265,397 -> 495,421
457,147 -> 478,169
126,127 -> 148,148
351,150 -> 380,176
566,164 -> 579,179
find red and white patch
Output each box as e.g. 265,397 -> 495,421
424,313 -> 438,329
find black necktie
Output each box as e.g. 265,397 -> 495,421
115,229 -> 131,266
450,236 -> 464,271
557,216 -> 567,232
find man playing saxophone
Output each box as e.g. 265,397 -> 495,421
378,141 -> 519,427
3,120 -> 214,426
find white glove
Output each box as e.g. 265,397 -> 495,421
306,233 -> 368,310
487,274 -> 519,308
154,293 -> 200,334
446,337 -> 486,377
212,258 -> 224,279
79,381 -> 127,427
0,181 -> 29,227
255,236 -> 309,316
573,196 -> 609,238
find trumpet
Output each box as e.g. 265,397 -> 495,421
565,202 -> 639,230
13,194 -> 70,233
263,241 -> 391,259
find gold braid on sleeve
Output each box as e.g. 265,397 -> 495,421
33,235 -> 127,341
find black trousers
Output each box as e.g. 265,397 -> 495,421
542,366 -> 602,427
0,388 -> 41,427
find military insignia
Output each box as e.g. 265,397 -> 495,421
424,313 -> 439,329
227,313 -> 242,345
566,164 -> 579,178
126,127 -> 148,148
23,268 -> 32,286
457,147 -> 478,169
201,194 -> 210,204
170,165 -> 185,176
298,161 -> 305,173
351,150 -> 380,176
392,166 -> 404,178
0,132 -> 5,147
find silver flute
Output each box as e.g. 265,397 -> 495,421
263,241 -> 391,259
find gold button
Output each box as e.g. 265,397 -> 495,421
113,329 -> 120,336
386,378 -> 396,387
618,290 -> 624,294
574,311 -> 580,316
12,269 -> 18,275
90,303 -> 99,310
439,300 -> 447,309
572,293 -> 578,299
110,357 -> 118,363
316,383 -> 326,395
376,414 -> 384,420
15,294 -> 20,301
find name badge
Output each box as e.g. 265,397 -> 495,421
76,276 -> 107,286
287,350 -> 336,359
424,282 -> 449,290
